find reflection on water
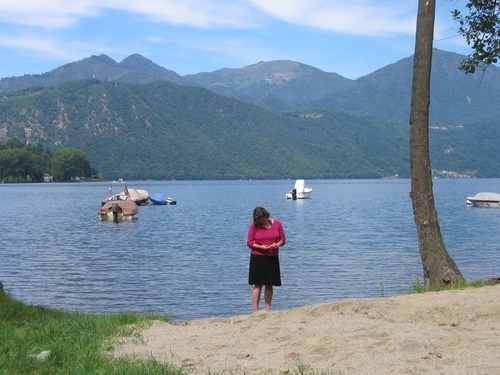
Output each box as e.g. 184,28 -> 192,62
1,179 -> 500,322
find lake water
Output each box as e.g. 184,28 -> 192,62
1,179 -> 500,322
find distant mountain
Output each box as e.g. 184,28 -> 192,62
0,54 -> 195,93
312,49 -> 500,127
184,60 -> 351,111
183,49 -> 500,127
2,50 -> 499,128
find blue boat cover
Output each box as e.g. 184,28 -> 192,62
149,193 -> 167,205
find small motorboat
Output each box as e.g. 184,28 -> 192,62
466,192 -> 500,207
149,193 -> 177,205
286,179 -> 312,200
102,186 -> 150,206
101,194 -> 134,205
98,200 -> 138,222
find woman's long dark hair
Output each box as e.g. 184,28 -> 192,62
253,206 -> 270,226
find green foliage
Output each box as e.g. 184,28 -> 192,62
5,137 -> 23,148
410,276 -> 426,294
51,148 -> 87,181
453,1 -> 500,73
0,138 -> 95,182
379,281 -> 385,298
0,147 -> 45,182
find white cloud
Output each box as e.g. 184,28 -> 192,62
0,0 -> 99,28
0,0 -> 419,34
0,0 -> 265,29
0,34 -> 71,58
108,0 -> 265,28
0,32 -> 123,62
248,0 -> 417,36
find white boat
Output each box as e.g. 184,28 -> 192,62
98,200 -> 138,222
286,179 -> 312,199
466,192 -> 500,207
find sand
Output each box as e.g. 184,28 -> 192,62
114,284 -> 500,375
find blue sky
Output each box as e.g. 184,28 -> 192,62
0,0 -> 472,80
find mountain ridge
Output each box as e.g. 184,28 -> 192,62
2,49 -> 499,127
0,54 -> 196,92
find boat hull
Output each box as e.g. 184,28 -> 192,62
149,193 -> 177,205
98,200 -> 138,221
466,192 -> 500,208
286,179 -> 312,199
466,200 -> 500,208
98,212 -> 137,221
286,189 -> 312,199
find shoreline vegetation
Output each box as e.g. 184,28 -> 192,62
1,280 -> 500,375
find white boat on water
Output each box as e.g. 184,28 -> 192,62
286,179 -> 312,199
466,192 -> 500,207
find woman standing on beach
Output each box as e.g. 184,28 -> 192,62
247,206 -> 286,311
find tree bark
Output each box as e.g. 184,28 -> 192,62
409,0 -> 464,290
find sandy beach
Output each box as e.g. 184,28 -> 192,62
115,284 -> 500,375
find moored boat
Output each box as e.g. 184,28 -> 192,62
286,179 -> 312,199
466,192 -> 500,208
98,200 -> 138,222
149,193 -> 177,205
102,186 -> 150,206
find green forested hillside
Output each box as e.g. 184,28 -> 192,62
430,120 -> 500,178
1,78 -> 499,180
0,79 -> 410,180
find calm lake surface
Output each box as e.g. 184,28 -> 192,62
1,179 -> 500,322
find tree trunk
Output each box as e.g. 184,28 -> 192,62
409,0 -> 464,290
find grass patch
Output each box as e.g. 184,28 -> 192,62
408,275 -> 498,294
282,359 -> 343,375
0,291 -> 181,375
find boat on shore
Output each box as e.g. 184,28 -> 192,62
98,200 -> 138,222
286,179 -> 312,199
466,192 -> 500,207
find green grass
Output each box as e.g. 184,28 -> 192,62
408,275 -> 498,294
0,291 -> 181,375
285,359 -> 343,375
